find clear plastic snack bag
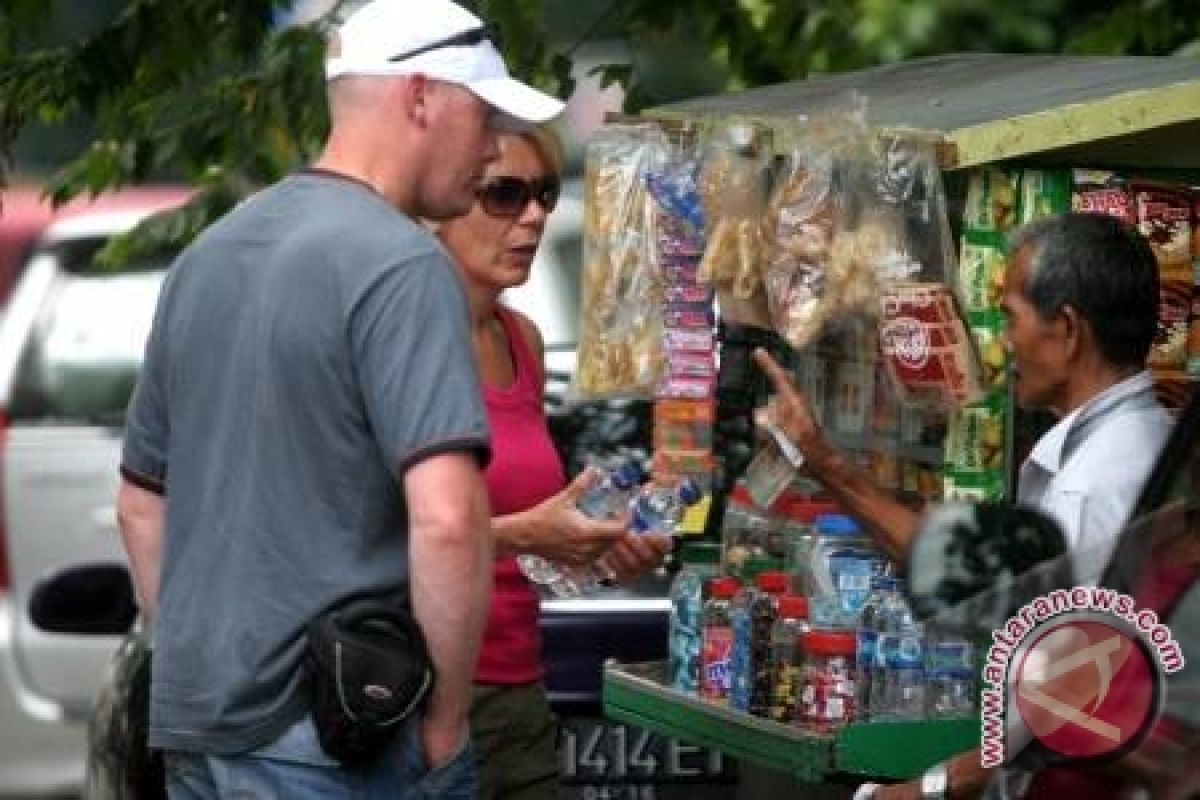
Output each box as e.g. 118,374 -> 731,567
573,124 -> 668,400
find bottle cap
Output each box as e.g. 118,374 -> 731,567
709,576 -> 741,598
677,477 -> 702,505
755,570 -> 790,593
815,513 -> 861,536
777,594 -> 808,619
804,629 -> 857,656
870,575 -> 900,592
728,481 -> 765,511
787,498 -> 841,524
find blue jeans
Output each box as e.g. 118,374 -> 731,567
163,714 -> 476,799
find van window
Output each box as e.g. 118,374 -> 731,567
9,266 -> 166,426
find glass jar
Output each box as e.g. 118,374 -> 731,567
799,629 -> 858,734
768,594 -> 810,725
720,481 -> 773,574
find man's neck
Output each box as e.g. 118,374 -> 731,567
1053,363 -> 1141,417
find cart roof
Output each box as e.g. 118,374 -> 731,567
646,53 -> 1200,171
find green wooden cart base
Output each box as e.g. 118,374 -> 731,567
603,660 -> 980,782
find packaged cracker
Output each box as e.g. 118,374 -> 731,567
1136,183 -> 1194,370
958,236 -> 1007,314
970,312 -> 1008,395
944,395 -> 1006,477
1016,168 -> 1072,225
879,282 -> 984,410
962,167 -> 1018,233
1071,169 -> 1133,223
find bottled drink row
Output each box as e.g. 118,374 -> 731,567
669,487 -> 977,735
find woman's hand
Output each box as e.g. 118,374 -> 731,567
522,468 -> 627,567
751,347 -> 839,474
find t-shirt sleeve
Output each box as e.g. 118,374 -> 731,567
350,249 -> 490,477
121,298 -> 170,493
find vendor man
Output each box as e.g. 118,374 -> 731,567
753,211 -> 1173,799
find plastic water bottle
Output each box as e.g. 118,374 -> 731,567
856,575 -> 897,722
630,478 -> 702,535
879,588 -> 925,720
926,632 -> 976,719
517,461 -> 645,598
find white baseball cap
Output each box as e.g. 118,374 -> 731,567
325,0 -> 565,125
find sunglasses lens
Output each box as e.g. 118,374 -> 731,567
481,178 -> 529,216
479,177 -> 561,217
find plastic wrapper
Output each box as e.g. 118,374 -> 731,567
697,122 -> 773,328
573,124 -> 667,399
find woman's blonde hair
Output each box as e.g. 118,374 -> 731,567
514,125 -> 565,180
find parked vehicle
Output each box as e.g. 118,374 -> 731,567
0,186 -> 189,796
2,182 -> 677,797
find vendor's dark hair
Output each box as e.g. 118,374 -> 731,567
1009,212 -> 1159,368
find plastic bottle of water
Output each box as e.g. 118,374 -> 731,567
856,575 -> 897,722
926,631 -> 976,719
879,588 -> 926,720
629,478 -> 703,535
517,461 -> 645,598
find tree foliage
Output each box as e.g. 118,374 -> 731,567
1,0 -> 1198,259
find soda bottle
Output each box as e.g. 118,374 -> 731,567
700,577 -> 741,704
668,542 -> 722,693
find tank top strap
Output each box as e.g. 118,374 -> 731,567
494,305 -> 543,394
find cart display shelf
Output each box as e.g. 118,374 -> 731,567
603,660 -> 978,782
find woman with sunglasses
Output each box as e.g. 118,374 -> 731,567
436,126 -> 673,799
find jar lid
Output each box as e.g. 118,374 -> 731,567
755,570 -> 790,593
777,594 -> 808,619
804,629 -> 857,655
815,513 -> 861,535
679,541 -> 722,565
870,575 -> 899,592
709,576 -> 741,598
789,498 -> 840,523
728,481 -> 765,511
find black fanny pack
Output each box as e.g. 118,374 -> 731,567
305,596 -> 434,766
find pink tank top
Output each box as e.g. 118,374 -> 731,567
476,305 -> 566,684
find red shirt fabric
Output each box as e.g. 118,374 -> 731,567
475,305 -> 566,684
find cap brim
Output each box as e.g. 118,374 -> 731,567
468,77 -> 565,125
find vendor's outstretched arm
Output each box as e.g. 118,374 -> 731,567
753,348 -> 920,563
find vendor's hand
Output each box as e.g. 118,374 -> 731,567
751,347 -> 838,473
597,532 -> 674,583
525,469 -> 627,567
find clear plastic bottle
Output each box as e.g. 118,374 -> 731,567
668,542 -> 723,694
517,461 -> 644,598
700,576 -> 741,704
809,513 -> 882,629
630,478 -> 702,535
926,632 -> 976,719
855,575 -> 898,722
727,580 -> 759,713
768,594 -> 809,725
879,588 -> 926,720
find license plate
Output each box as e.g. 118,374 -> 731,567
559,717 -> 736,786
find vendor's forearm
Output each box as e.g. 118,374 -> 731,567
811,452 -> 921,563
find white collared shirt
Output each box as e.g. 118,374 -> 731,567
1017,371 -> 1173,582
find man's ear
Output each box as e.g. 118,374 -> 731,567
1057,303 -> 1088,361
399,74 -> 430,127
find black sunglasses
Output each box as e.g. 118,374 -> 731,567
478,176 -> 560,218
388,24 -> 501,64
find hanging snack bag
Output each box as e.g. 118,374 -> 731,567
573,124 -> 667,399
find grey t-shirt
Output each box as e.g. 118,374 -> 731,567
121,171 -> 490,754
